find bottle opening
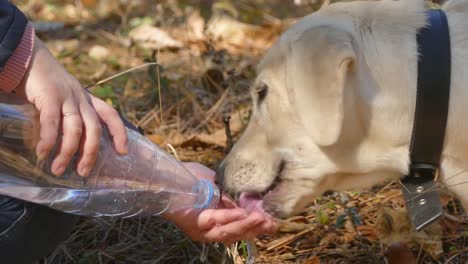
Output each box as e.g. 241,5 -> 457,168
193,179 -> 220,209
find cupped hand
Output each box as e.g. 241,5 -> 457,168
14,37 -> 128,176
163,163 -> 278,244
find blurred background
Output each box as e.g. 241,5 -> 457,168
11,1 -> 466,264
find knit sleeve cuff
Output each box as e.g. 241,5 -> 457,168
0,22 -> 35,93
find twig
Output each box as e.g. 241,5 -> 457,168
166,144 -> 180,162
155,50 -> 164,125
223,114 -> 233,154
84,62 -> 159,89
265,227 -> 314,251
193,88 -> 230,131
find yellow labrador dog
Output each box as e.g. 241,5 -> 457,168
218,0 -> 468,218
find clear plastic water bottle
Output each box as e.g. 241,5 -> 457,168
0,97 -> 220,217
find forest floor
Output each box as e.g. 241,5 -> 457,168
14,0 -> 468,263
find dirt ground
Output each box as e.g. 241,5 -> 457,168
12,0 -> 468,263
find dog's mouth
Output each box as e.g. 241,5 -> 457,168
237,161 -> 285,217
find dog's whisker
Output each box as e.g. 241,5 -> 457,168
434,180 -> 468,191
401,180 -> 468,204
361,168 -> 468,204
416,167 -> 468,193
442,168 -> 468,182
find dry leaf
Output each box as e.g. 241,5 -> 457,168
46,39 -> 79,57
147,134 -> 166,145
129,24 -> 183,50
206,15 -> 286,53
303,255 -> 320,264
279,221 -> 312,233
186,10 -> 205,41
80,0 -> 97,7
356,225 -> 378,241
89,45 -> 110,60
319,232 -> 337,247
343,232 -> 355,244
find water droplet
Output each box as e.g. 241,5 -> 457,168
213,242 -> 220,248
221,247 -> 227,264
200,243 -> 208,263
246,240 -> 257,264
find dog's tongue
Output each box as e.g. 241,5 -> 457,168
239,193 -> 265,213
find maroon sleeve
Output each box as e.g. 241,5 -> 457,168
0,22 -> 34,92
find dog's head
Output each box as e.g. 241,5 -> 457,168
218,1 -> 425,218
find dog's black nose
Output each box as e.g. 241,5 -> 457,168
215,162 -> 226,188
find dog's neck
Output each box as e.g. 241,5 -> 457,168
330,1 -> 468,204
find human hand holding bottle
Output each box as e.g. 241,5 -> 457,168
163,163 -> 278,244
13,37 -> 128,177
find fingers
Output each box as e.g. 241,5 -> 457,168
260,217 -> 279,235
219,195 -> 239,209
203,211 -> 266,244
51,100 -> 82,176
39,92 -> 126,176
222,218 -> 277,245
91,96 -> 127,154
76,102 -> 102,176
197,208 -> 248,230
36,99 -> 60,161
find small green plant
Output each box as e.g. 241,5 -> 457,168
316,208 -> 330,226
92,85 -> 114,99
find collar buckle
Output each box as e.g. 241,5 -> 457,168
401,164 -> 443,231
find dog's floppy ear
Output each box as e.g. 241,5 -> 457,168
287,26 -> 355,146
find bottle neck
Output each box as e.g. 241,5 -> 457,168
193,179 -> 220,209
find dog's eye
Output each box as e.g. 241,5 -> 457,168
255,83 -> 268,104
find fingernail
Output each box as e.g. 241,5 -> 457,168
253,218 -> 264,225
54,165 -> 65,176
123,142 -> 129,154
121,148 -> 128,155
37,150 -> 46,161
79,166 -> 90,177
119,140 -> 128,155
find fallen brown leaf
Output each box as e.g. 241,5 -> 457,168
89,45 -> 110,61
129,24 -> 183,50
206,14 -> 287,54
303,255 -> 320,264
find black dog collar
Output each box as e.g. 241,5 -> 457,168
401,9 -> 451,231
